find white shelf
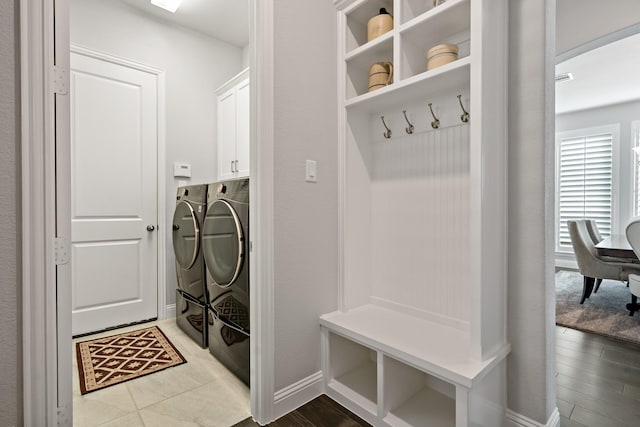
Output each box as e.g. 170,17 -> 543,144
320,304 -> 509,387
385,387 -> 456,427
345,57 -> 470,113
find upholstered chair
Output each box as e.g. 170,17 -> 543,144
568,220 -> 640,304
624,216 -> 640,316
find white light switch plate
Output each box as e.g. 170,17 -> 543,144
306,160 -> 317,183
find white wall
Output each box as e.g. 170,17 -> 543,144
556,0 -> 640,57
557,99 -> 640,233
507,0 -> 557,424
272,0 -> 338,391
70,0 -> 244,306
0,0 -> 21,425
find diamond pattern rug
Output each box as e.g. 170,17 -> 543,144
75,326 -> 187,394
556,270 -> 640,344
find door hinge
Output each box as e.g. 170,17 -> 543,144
53,66 -> 68,95
55,237 -> 70,265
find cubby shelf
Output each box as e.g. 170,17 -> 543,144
327,0 -> 509,425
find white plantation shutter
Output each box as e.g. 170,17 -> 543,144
557,132 -> 613,250
634,121 -> 640,216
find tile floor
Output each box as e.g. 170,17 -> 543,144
72,318 -> 251,427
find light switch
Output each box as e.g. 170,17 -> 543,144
173,162 -> 192,178
305,160 -> 317,183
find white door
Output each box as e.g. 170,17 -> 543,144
235,78 -> 250,178
70,52 -> 158,335
217,88 -> 237,181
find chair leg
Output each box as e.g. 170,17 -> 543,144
580,276 -> 595,304
627,295 -> 639,316
594,278 -> 603,293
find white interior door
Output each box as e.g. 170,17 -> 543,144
70,51 -> 158,335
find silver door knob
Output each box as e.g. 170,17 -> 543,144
146,225 -> 155,232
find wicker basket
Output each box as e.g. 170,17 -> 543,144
368,62 -> 393,92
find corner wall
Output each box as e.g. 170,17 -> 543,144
272,0 -> 339,393
507,0 -> 558,424
0,0 -> 22,425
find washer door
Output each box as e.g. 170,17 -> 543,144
172,201 -> 200,269
203,199 -> 244,287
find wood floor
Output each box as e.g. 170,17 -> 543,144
236,327 -> 640,427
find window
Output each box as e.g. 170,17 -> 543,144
556,126 -> 617,252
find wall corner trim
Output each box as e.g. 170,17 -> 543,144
272,371 -> 324,422
505,408 -> 560,427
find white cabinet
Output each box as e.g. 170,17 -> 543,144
321,1 -> 510,425
216,68 -> 250,181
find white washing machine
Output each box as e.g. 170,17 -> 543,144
172,184 -> 208,348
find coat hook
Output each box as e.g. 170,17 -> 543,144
381,116 -> 392,139
428,103 -> 440,129
402,110 -> 414,134
457,94 -> 470,123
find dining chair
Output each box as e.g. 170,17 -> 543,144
584,219 -> 604,293
624,216 -> 640,316
568,220 -> 640,304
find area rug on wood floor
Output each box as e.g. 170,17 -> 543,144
556,270 -> 640,344
76,326 -> 186,394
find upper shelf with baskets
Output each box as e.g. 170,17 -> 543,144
342,0 -> 471,106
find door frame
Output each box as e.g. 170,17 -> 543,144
68,44 -> 168,330
20,0 -> 276,425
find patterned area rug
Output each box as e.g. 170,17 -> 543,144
556,270 -> 640,344
76,326 -> 187,394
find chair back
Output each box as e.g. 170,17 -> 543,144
585,219 -> 604,244
625,216 -> 640,260
568,220 -> 600,277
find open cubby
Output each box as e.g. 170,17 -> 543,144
345,0 -> 395,53
327,332 -> 378,415
383,356 -> 455,427
346,34 -> 394,98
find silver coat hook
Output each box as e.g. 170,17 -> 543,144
428,103 -> 440,129
457,94 -> 470,123
402,110 -> 414,134
381,116 -> 392,139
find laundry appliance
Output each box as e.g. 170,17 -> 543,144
203,178 -> 250,385
172,184 -> 209,348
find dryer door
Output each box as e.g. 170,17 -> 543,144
203,199 -> 244,287
172,201 -> 200,269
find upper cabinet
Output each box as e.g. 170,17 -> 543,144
322,1 -> 510,425
216,68 -> 250,181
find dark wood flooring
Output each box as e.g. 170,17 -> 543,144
235,327 -> 640,427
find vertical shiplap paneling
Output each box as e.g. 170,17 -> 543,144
371,124 -> 470,324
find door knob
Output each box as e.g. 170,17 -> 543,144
146,225 -> 155,232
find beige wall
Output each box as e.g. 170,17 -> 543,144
0,0 -> 21,425
557,0 -> 640,56
272,0 -> 339,390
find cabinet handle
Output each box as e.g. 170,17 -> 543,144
231,160 -> 235,173
235,160 -> 239,172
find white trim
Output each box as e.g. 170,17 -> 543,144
505,408 -> 560,427
165,303 -> 176,319
250,0 -> 275,423
21,0 -> 58,425
272,372 -> 324,421
556,23 -> 640,64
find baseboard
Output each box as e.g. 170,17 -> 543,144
505,407 -> 560,427
272,371 -> 323,421
165,303 -> 176,319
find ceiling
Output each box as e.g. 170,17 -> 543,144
556,32 -> 640,114
118,0 -> 250,47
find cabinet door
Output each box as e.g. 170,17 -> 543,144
235,78 -> 250,178
217,88 -> 237,181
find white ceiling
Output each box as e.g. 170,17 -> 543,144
556,32 -> 640,114
118,0 -> 250,47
